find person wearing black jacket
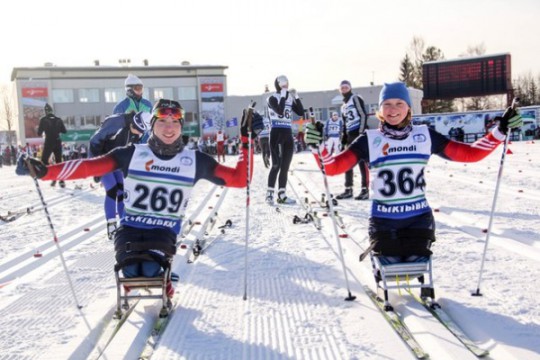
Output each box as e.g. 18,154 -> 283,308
337,80 -> 370,200
38,103 -> 67,187
265,75 -> 305,204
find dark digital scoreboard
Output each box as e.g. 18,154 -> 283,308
422,53 -> 511,99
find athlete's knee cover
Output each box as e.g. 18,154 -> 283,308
106,185 -> 119,200
360,228 -> 435,261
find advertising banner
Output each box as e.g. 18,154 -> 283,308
21,81 -> 48,142
200,78 -> 225,137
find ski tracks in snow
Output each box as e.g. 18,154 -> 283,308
152,161 -> 404,359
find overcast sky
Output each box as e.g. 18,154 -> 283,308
1,0 -> 538,95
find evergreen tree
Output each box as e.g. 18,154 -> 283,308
399,54 -> 415,87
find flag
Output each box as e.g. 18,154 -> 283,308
202,118 -> 214,129
226,117 -> 238,128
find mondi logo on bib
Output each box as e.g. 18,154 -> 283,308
145,159 -> 181,173
382,143 -> 417,156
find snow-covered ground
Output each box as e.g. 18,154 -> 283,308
0,140 -> 539,360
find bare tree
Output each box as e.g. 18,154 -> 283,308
398,37 -> 454,113
0,85 -> 16,145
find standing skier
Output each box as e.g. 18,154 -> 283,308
266,75 -> 305,204
305,82 -> 522,264
324,112 -> 343,155
18,99 -> 263,297
38,103 -> 67,187
258,114 -> 271,168
113,74 -> 152,114
336,80 -> 370,200
89,111 -> 151,239
215,129 -> 226,163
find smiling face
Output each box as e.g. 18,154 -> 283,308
152,116 -> 182,144
380,98 -> 410,126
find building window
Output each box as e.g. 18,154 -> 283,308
52,89 -> 74,103
104,88 -> 124,103
184,112 -> 198,122
79,89 -> 100,103
153,88 -> 173,100
64,116 -> 77,128
80,115 -> 101,128
178,87 -> 197,101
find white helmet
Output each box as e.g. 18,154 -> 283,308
125,74 -> 143,88
274,75 -> 289,91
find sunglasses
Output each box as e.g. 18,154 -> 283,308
153,107 -> 183,120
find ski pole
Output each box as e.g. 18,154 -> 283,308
24,158 -> 83,309
243,101 -> 256,301
307,108 -> 356,301
472,97 -> 520,297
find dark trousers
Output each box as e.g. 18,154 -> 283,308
267,128 -> 294,190
260,137 -> 270,159
41,139 -> 62,165
343,129 -> 369,188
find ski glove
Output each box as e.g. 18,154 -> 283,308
241,109 -> 264,137
289,88 -> 298,99
305,122 -> 324,147
497,107 -> 523,135
15,154 -> 48,179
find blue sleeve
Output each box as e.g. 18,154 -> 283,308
194,151 -> 223,185
347,133 -> 370,162
89,115 -> 126,157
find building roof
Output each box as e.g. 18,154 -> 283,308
11,64 -> 228,81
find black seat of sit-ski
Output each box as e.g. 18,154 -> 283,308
114,241 -> 176,318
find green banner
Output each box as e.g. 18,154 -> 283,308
60,129 -> 96,142
183,122 -> 200,137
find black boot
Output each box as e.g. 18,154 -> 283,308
59,180 -> 66,188
355,188 -> 369,200
336,188 -> 353,200
354,188 -> 369,200
50,181 -> 57,187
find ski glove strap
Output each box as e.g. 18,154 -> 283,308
305,122 -> 324,147
498,107 -> 523,135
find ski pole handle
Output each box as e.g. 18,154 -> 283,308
308,107 -> 316,124
246,101 -> 257,127
511,97 -> 520,109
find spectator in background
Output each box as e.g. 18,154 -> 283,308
79,143 -> 88,158
38,103 -> 67,187
113,74 -> 152,114
215,129 -> 226,162
324,112 -> 343,155
336,80 -> 369,200
89,111 -> 151,240
258,115 -> 271,168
